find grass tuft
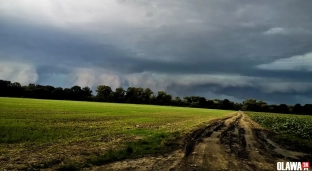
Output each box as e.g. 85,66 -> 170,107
85,132 -> 181,166
57,164 -> 78,171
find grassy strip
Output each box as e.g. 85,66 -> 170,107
270,134 -> 312,153
58,132 -> 181,170
0,97 -> 232,144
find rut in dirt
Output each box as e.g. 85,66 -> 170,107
87,112 -> 310,171
174,112 -> 310,171
184,120 -> 224,157
177,113 -> 254,171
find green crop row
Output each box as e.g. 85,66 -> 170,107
247,112 -> 312,140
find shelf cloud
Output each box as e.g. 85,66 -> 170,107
1,0 -> 312,104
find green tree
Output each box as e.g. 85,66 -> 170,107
82,86 -> 93,99
206,100 -> 215,108
222,99 -> 234,110
234,103 -> 242,110
269,104 -> 279,113
143,88 -> 154,103
96,85 -> 113,101
198,97 -> 207,108
183,96 -> 192,103
114,87 -> 126,102
171,96 -> 182,106
278,104 -> 289,113
292,104 -> 303,114
9,82 -> 23,97
302,104 -> 312,115
256,100 -> 269,112
242,99 -> 257,111
71,86 -> 83,100
156,91 -> 172,105
125,87 -> 136,103
134,88 -> 144,103
51,87 -> 64,99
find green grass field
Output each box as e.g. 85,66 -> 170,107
0,97 -> 233,170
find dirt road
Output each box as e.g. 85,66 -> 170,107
86,112 -> 311,171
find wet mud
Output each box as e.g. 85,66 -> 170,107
87,112 -> 311,171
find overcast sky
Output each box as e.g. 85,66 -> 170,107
1,0 -> 312,104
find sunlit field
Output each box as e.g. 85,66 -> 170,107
0,97 -> 233,170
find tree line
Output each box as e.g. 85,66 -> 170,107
0,79 -> 311,115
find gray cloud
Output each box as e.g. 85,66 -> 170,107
1,0 -> 312,104
256,52 -> 312,71
0,62 -> 38,85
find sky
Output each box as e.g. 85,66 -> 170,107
1,0 -> 312,105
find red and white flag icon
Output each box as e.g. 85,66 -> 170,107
302,162 -> 310,170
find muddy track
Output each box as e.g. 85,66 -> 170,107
86,112 -> 310,171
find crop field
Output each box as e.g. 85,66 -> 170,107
246,112 -> 312,150
246,112 -> 312,140
0,97 -> 233,170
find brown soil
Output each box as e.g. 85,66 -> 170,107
86,112 -> 311,171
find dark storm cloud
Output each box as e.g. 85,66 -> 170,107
215,86 -> 312,105
0,20 -> 134,67
132,0 -> 312,61
167,83 -> 312,105
1,0 -> 312,104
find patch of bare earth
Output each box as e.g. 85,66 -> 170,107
0,135 -> 140,170
88,112 -> 311,171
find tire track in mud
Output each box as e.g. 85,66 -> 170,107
176,113 -> 245,171
86,112 -> 310,171
175,112 -> 310,171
